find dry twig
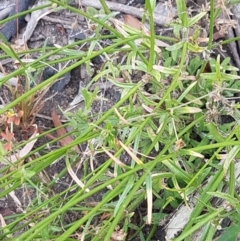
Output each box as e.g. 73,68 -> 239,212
80,0 -> 175,26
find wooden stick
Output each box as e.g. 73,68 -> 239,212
80,0 -> 174,26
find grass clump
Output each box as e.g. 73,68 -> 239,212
1,0 -> 240,240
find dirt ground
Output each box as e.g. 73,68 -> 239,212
0,0 -> 239,240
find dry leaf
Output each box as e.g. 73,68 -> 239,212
8,125 -> 39,163
0,214 -> 6,229
51,109 -> 80,154
110,229 -> 127,241
1,127 -> 14,152
174,139 -> 185,151
17,0 -> 53,46
66,156 -> 90,192
1,127 -> 14,142
102,146 -> 127,168
9,190 -> 22,207
123,15 -> 169,48
119,141 -> 143,165
213,31 -> 225,40
154,39 -> 170,47
100,212 -> 112,221
114,108 -> 129,125
7,110 -> 24,125
48,113 -> 87,191
111,18 -> 129,37
142,104 -> 154,113
196,37 -> 209,43
124,14 -> 143,30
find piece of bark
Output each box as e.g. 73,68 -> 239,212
0,0 -> 32,40
163,162 -> 240,240
17,0 -> 52,45
230,4 -> 240,70
0,6 -> 14,21
226,28 -> 240,71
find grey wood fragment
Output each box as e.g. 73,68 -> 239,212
0,6 -> 14,21
80,0 -> 176,26
226,4 -> 240,71
17,0 -> 51,45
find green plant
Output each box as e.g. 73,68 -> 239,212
0,0 -> 240,240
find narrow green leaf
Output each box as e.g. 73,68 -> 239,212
176,0 -> 188,27
188,42 -> 206,53
206,123 -> 225,143
153,65 -> 178,74
162,159 -> 192,182
113,175 -> 135,217
166,41 -> 184,51
173,106 -> 202,114
188,12 -> 207,27
218,222 -> 240,241
221,73 -> 240,80
207,191 -> 239,206
223,146 -> 240,174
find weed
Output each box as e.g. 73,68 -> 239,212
0,0 -> 240,240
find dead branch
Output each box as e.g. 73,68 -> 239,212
79,0 -> 175,26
